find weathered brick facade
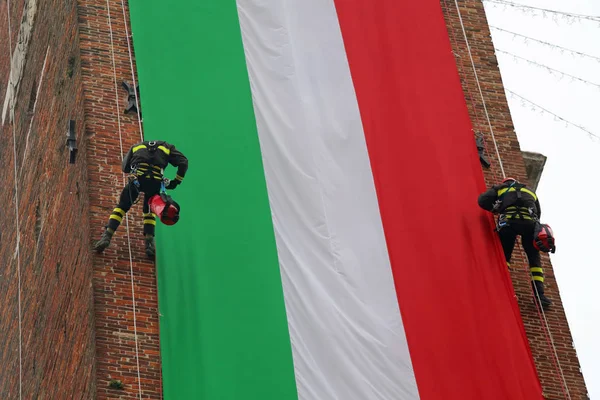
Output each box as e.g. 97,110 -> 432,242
441,1 -> 589,398
0,0 -> 589,399
0,0 -> 96,398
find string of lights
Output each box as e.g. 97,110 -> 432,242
489,26 -> 600,62
483,0 -> 600,22
495,49 -> 600,89
505,89 -> 599,140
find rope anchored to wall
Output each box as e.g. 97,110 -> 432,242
105,0 -> 144,397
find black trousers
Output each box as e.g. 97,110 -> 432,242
106,178 -> 161,236
498,220 -> 544,283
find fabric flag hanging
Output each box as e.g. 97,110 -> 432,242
127,0 -> 544,399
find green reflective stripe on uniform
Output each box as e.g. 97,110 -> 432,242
110,208 -> 125,222
521,188 -> 537,200
175,174 -> 184,181
506,214 -> 532,220
133,144 -> 147,153
158,145 -> 171,155
530,267 -> 544,279
497,186 -> 537,201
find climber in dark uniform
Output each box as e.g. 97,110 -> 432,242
94,140 -> 188,258
478,177 -> 552,308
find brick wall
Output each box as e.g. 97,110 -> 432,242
76,0 -> 163,398
0,0 -> 96,398
440,0 -> 589,398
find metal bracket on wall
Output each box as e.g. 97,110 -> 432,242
475,134 -> 490,169
66,120 -> 77,164
122,81 -> 141,116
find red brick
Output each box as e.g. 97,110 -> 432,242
0,0 -> 96,398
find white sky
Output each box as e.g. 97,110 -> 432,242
482,0 -> 600,398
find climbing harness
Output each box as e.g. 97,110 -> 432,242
106,0 -> 144,396
494,181 -> 537,231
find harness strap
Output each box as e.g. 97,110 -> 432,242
498,183 -> 536,220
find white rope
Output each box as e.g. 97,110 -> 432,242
530,263 -> 572,399
106,1 -> 143,398
116,4 -> 167,397
452,1 -> 571,398
115,2 -> 165,398
6,1 -> 23,398
120,0 -> 143,140
453,0 -> 505,179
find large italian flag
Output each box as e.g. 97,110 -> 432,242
128,0 -> 543,399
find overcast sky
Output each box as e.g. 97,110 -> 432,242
482,0 -> 600,398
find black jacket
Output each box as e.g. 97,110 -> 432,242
478,182 -> 541,219
122,140 -> 188,182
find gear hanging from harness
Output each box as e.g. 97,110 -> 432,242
130,141 -> 165,180
493,179 -> 556,253
148,180 -> 181,226
494,180 -> 536,230
534,223 -> 556,254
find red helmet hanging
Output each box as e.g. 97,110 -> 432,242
503,177 -> 518,184
533,223 -> 556,254
148,193 -> 180,226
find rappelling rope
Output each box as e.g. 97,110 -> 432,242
106,1 -> 143,398
6,1 -> 23,399
119,0 -> 143,138
117,3 -> 165,396
452,1 -> 571,398
452,0 -> 505,179
517,242 -> 571,399
441,0 -> 502,185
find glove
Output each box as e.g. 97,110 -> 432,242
166,179 -> 180,190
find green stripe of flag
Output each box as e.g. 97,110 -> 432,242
128,2 -> 299,399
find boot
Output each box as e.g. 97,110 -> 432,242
145,235 -> 156,259
532,281 -> 552,308
94,229 -> 114,253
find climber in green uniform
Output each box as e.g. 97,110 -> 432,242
94,140 -> 188,258
478,177 -> 552,308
